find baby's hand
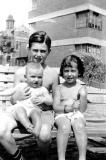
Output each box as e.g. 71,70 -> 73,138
26,124 -> 34,134
31,96 -> 45,105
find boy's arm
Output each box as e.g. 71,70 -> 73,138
53,85 -> 64,113
46,72 -> 59,106
79,86 -> 87,113
11,68 -> 23,104
42,88 -> 53,105
11,68 -> 31,104
52,71 -> 60,97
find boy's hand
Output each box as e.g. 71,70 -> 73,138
12,83 -> 31,103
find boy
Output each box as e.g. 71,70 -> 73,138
0,31 -> 59,160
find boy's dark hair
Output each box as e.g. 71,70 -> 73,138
60,55 -> 84,78
28,31 -> 51,51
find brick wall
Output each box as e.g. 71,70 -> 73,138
29,0 -> 88,18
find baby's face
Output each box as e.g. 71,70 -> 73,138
26,68 -> 43,88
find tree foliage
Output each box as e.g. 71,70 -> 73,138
0,35 -> 14,54
81,55 -> 106,86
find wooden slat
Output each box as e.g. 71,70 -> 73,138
87,94 -> 106,103
0,96 -> 11,101
85,103 -> 106,117
0,73 -> 14,82
0,82 -> 13,90
87,86 -> 106,94
87,147 -> 106,153
0,67 -> 15,108
0,65 -> 18,73
87,137 -> 106,153
86,128 -> 106,137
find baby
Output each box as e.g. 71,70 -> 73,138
0,62 -> 52,136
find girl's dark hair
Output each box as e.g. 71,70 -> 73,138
60,55 -> 84,78
28,31 -> 51,51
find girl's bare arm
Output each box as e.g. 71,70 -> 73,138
79,86 -> 87,113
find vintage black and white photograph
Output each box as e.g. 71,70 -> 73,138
0,0 -> 106,160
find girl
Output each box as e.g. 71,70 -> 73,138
53,55 -> 87,160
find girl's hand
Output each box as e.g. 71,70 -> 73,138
72,100 -> 80,111
64,105 -> 73,113
64,99 -> 75,113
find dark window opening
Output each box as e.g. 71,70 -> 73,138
76,10 -> 102,31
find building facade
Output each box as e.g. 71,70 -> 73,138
13,25 -> 29,66
0,15 -> 29,66
28,0 -> 106,68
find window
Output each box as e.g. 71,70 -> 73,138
75,44 -> 101,60
32,0 -> 37,10
76,10 -> 102,31
76,10 -> 88,28
7,55 -> 11,63
15,41 -> 19,50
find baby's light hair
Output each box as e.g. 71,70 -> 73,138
26,62 -> 43,75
